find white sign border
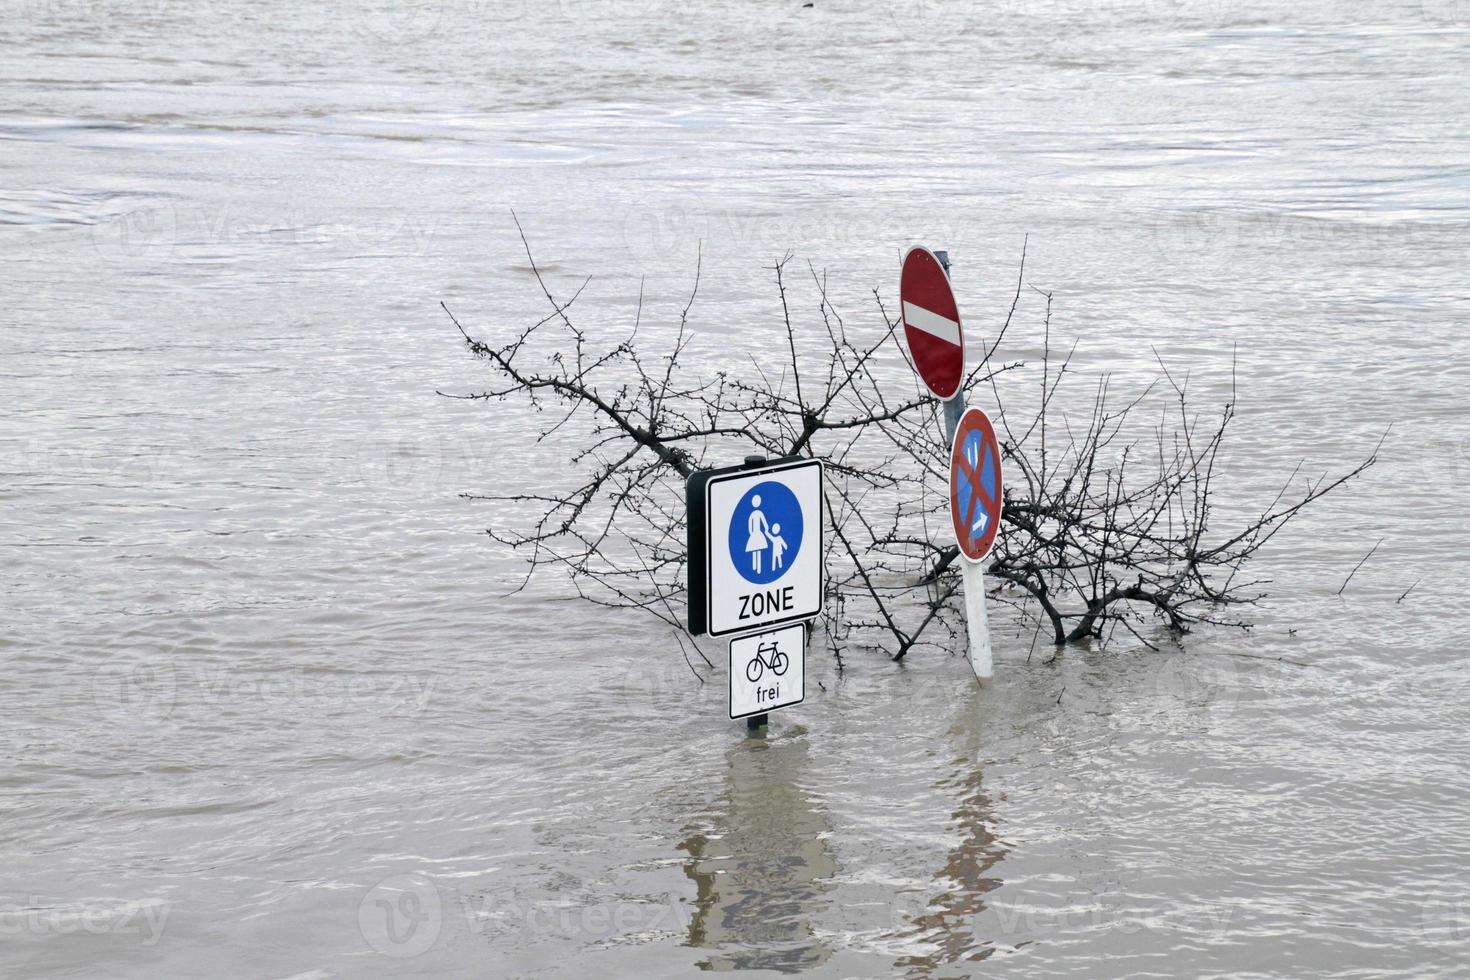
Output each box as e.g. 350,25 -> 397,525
703,458 -> 824,638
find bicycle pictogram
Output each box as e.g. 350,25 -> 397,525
745,640 -> 790,683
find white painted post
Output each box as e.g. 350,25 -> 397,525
961,561 -> 992,680
935,249 -> 994,683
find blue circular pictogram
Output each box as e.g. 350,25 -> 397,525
727,480 -> 804,585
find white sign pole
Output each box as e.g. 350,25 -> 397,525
962,561 -> 992,680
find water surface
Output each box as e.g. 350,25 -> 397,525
3,1 -> 1469,976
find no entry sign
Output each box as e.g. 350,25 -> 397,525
949,406 -> 1002,562
900,247 -> 965,401
686,457 -> 824,637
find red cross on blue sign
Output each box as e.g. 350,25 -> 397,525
949,407 -> 1002,562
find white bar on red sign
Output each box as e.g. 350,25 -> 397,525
902,301 -> 962,346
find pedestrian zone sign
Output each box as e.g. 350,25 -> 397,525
686,457 -> 824,637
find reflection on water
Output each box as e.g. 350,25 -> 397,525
678,729 -> 836,973
895,694 -> 1008,974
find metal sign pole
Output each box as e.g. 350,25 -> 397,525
935,250 -> 964,445
942,394 -> 964,445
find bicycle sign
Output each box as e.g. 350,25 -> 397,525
728,623 -> 806,720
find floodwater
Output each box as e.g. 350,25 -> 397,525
3,0 -> 1470,976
